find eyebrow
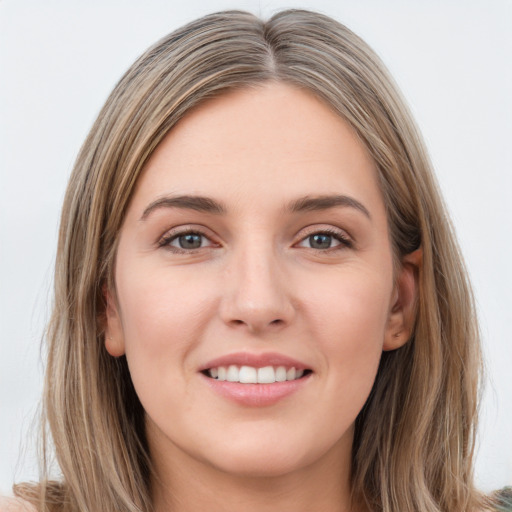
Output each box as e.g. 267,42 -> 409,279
140,193 -> 371,221
288,194 -> 371,219
140,195 -> 226,220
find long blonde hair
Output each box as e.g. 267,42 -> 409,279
15,9 -> 486,512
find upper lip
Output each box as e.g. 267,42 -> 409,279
199,352 -> 310,372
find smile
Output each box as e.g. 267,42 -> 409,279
205,365 -> 307,383
200,353 -> 313,406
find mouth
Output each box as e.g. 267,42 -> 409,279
202,365 -> 312,384
200,353 -> 312,406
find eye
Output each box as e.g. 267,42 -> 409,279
158,229 -> 217,252
296,229 -> 353,251
174,233 -> 205,249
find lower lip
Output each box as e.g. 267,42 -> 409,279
201,374 -> 311,407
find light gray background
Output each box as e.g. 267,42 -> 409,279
1,0 -> 511,495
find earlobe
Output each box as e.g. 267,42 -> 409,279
103,284 -> 126,357
383,248 -> 422,351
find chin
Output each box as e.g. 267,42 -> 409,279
209,448 -> 311,479
199,427 -> 342,479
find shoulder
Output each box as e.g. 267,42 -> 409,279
492,487 -> 512,511
0,496 -> 37,512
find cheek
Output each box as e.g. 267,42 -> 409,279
118,259 -> 209,333
305,264 -> 392,344
115,263 -> 218,388
302,265 -> 392,388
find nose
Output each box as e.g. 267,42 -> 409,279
219,245 -> 295,334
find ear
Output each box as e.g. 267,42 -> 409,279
383,248 -> 422,351
103,283 -> 126,357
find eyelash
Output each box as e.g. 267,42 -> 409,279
297,227 -> 354,251
157,228 -> 218,253
157,227 -> 353,253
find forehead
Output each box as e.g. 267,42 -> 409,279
130,83 -> 384,218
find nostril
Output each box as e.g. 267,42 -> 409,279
229,318 -> 284,328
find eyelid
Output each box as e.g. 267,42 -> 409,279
294,225 -> 354,250
157,225 -> 220,251
155,223 -> 353,253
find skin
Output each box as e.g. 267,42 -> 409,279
0,498 -> 36,512
105,83 -> 420,512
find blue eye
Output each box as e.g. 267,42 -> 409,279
159,230 -> 214,251
308,234 -> 334,249
297,230 -> 352,250
175,233 -> 204,249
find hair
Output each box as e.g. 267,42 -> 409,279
14,9 -> 490,512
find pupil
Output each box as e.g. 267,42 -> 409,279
310,234 -> 331,249
179,234 -> 202,249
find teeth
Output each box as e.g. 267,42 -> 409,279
207,365 -> 306,383
239,366 -> 257,384
258,366 -> 275,384
226,365 -> 239,382
275,366 -> 287,382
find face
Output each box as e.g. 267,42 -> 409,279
105,83 -> 417,481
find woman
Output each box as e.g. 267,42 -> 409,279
3,8 -> 510,512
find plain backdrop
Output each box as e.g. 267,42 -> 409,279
1,0 -> 511,495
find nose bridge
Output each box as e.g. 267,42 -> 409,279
220,235 -> 294,332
